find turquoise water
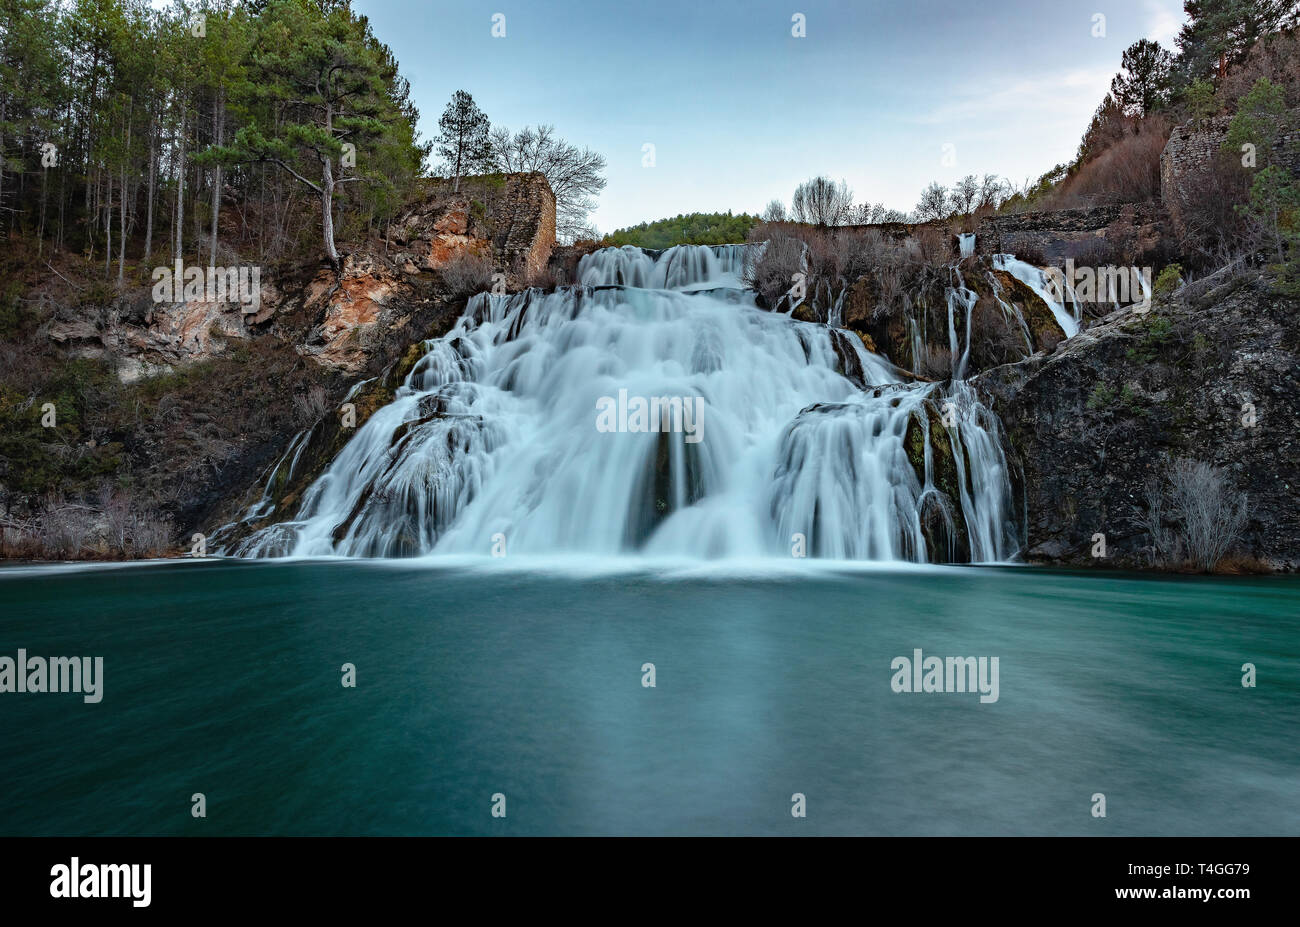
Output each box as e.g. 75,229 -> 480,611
0,559 -> 1296,835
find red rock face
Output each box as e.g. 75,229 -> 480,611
432,202 -> 469,236
304,265 -> 399,372
428,233 -> 484,269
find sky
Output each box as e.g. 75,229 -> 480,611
354,0 -> 1187,234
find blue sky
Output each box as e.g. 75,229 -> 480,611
354,0 -> 1186,233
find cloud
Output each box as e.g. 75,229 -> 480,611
1145,0 -> 1185,48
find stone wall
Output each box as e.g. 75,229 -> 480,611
491,171 -> 556,280
1160,112 -> 1300,236
973,204 -> 1171,264
845,205 -> 1171,266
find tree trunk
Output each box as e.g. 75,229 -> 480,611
192,157 -> 201,263
56,140 -> 66,252
321,101 -> 340,269
0,95 -> 7,240
38,167 -> 48,255
209,91 -> 224,267
175,106 -> 186,268
321,152 -> 339,268
144,112 -> 156,262
104,171 -> 112,278
119,102 -> 131,287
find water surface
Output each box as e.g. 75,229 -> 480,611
1,559 -> 1295,835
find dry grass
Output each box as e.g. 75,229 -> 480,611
1049,116 -> 1171,207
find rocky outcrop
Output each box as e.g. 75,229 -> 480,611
826,257 -> 1065,379
974,269 -> 1300,570
288,172 -> 555,371
46,279 -> 281,380
387,172 -> 555,279
294,248 -> 431,373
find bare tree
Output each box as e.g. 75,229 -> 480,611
948,174 -> 981,217
745,226 -> 806,307
850,202 -> 889,224
440,249 -> 495,297
1170,458 -> 1248,571
761,199 -> 787,222
976,174 -> 1008,212
99,486 -> 132,552
1136,475 -> 1180,564
791,176 -> 853,227
490,124 -> 607,242
293,385 -> 331,425
913,182 -> 950,222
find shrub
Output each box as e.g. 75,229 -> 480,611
79,281 -> 116,308
1086,382 -> 1117,410
969,296 -> 1031,369
439,249 -> 495,297
1153,263 -> 1183,296
1174,151 -> 1250,259
746,225 -> 806,307
293,384 -> 331,425
1217,30 -> 1300,111
1137,458 -> 1249,571
910,227 -> 950,269
916,345 -> 954,380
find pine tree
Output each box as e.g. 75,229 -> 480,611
213,0 -> 414,269
1110,39 -> 1173,117
436,90 -> 491,192
1177,0 -> 1298,85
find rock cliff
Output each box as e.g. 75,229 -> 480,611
975,268 -> 1299,570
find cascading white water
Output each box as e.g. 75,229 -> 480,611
579,243 -> 750,290
229,244 -> 1019,562
993,254 -> 1080,338
958,233 -> 976,259
946,268 -> 978,380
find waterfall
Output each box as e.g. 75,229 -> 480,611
578,243 -> 750,290
228,245 -> 1020,563
993,254 -> 1080,338
946,267 -> 977,380
958,233 -> 975,259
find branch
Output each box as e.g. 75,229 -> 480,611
263,157 -> 324,195
46,262 -> 84,292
